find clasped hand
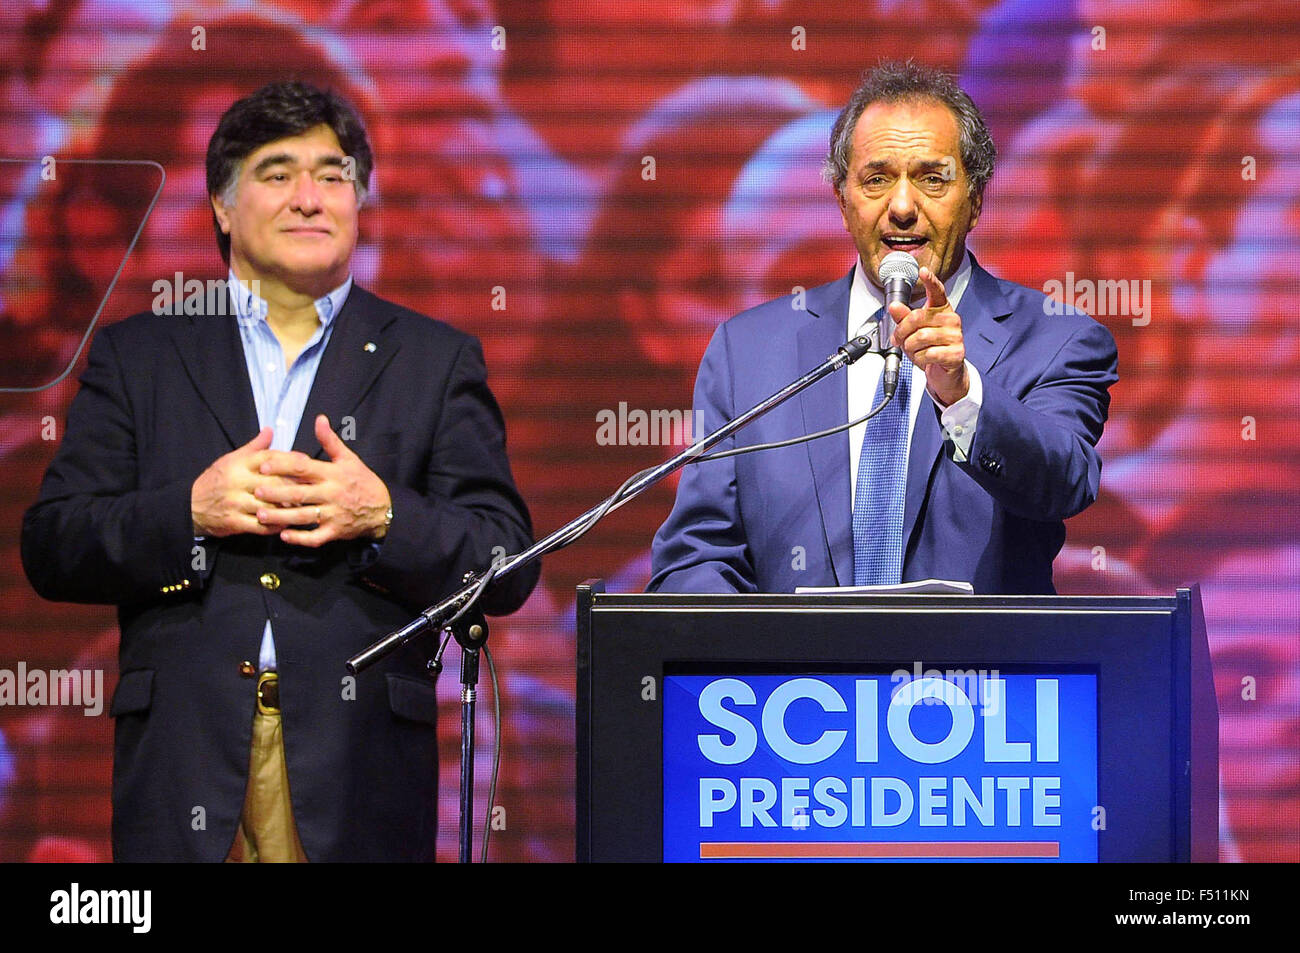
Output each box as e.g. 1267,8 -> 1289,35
191,414 -> 391,546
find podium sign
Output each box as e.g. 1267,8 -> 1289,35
577,586 -> 1216,863
663,672 -> 1099,861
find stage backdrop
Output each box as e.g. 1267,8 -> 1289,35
0,0 -> 1296,862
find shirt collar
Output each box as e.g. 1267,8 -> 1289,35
228,269 -> 353,329
849,250 -> 973,336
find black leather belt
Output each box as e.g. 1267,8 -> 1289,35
257,672 -> 280,713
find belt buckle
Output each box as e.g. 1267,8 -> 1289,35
257,672 -> 280,713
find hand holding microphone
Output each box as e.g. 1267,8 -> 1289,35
877,251 -> 919,398
880,250 -> 969,408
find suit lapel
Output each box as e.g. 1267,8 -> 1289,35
171,303 -> 259,449
901,255 -> 1013,562
798,272 -> 855,585
291,285 -> 399,458
960,255 -> 1012,377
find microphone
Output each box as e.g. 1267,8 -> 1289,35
877,251 -> 919,398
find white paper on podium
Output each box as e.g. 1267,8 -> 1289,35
794,578 -> 974,595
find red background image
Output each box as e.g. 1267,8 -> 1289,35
0,0 -> 1297,861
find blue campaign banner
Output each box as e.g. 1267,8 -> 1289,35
663,671 -> 1098,862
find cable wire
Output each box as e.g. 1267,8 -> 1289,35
458,386 -> 899,623
480,643 -> 501,864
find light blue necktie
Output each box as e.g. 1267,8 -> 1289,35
852,308 -> 912,586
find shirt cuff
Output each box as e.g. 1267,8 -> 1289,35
348,540 -> 385,574
938,360 -> 982,462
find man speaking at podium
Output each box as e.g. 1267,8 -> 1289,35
21,82 -> 538,861
649,62 -> 1117,596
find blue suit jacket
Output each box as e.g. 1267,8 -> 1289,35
648,257 -> 1118,595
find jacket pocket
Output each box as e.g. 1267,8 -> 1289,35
386,672 -> 438,726
109,669 -> 155,717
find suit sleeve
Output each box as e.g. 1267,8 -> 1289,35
955,318 -> 1118,521
646,323 -> 757,594
358,337 -> 539,615
21,329 -> 197,605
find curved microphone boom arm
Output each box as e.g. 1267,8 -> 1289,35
346,332 -> 880,674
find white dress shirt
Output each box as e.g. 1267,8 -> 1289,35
229,271 -> 354,672
846,251 -> 984,504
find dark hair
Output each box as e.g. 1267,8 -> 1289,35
824,60 -> 996,202
206,81 -> 373,262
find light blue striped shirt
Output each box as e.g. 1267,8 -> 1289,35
229,270 -> 353,671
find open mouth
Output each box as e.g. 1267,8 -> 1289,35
882,235 -> 927,252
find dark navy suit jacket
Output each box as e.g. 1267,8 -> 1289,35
21,285 -> 538,861
648,257 -> 1118,595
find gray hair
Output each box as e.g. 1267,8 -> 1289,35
823,60 -> 996,202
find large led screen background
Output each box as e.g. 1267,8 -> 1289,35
0,0 -> 1296,862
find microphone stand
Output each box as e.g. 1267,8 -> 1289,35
347,331 -> 877,862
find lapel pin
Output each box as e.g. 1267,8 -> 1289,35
363,341 -> 377,353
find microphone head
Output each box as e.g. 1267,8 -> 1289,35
877,251 -> 919,352
879,250 -> 920,288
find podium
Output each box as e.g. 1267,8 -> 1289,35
576,584 -> 1217,862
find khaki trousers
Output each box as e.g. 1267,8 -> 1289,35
225,677 -> 308,863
